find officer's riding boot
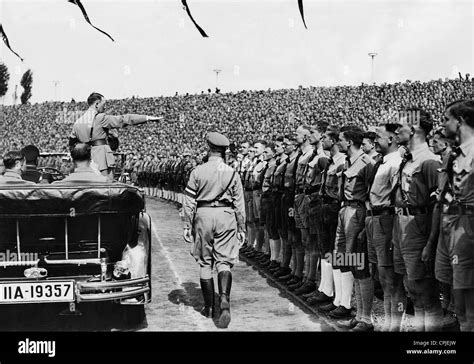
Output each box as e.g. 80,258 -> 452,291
200,279 -> 215,318
217,271 -> 232,329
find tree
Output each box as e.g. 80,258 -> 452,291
20,69 -> 33,105
0,63 -> 9,98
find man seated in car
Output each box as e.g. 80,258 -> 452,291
54,143 -> 107,184
0,151 -> 36,185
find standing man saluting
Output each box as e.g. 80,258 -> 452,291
69,92 -> 163,181
182,132 -> 246,329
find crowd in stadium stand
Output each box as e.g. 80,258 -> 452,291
1,77 -> 472,167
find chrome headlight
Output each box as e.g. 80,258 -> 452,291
113,260 -> 130,279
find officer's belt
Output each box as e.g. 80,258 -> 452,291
366,207 -> 395,216
442,203 -> 474,215
394,206 -> 429,216
341,200 -> 364,208
197,201 -> 232,208
321,195 -> 339,205
304,185 -> 320,195
89,139 -> 107,147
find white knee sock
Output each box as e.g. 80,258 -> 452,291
333,269 -> 342,307
273,239 -> 281,262
321,260 -> 334,297
340,271 -> 354,309
269,239 -> 275,260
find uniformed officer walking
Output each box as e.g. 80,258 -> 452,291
182,132 -> 246,329
69,92 -> 163,181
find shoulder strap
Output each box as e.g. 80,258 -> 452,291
89,111 -> 98,142
215,170 -> 236,201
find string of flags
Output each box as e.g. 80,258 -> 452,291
298,0 -> 308,29
0,1 -> 308,59
181,0 -> 208,38
0,24 -> 24,62
68,0 -> 115,42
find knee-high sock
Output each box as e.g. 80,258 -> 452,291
255,228 -> 264,252
333,269 -> 342,307
390,302 -> 404,332
359,277 -> 374,324
263,230 -> 270,254
319,260 -> 334,297
383,294 -> 392,331
281,238 -> 290,267
318,260 -> 327,291
340,271 -> 354,309
273,239 -> 281,262
269,239 -> 275,261
354,279 -> 362,321
295,248 -> 305,278
307,253 -> 319,281
304,250 -> 311,278
424,298 -> 443,332
414,306 -> 425,331
290,248 -> 297,272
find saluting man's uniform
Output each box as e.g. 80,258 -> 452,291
182,132 -> 246,329
70,109 -> 150,179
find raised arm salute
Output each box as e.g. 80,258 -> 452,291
69,92 -> 163,181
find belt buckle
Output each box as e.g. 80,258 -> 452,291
395,207 -> 402,216
210,201 -> 218,207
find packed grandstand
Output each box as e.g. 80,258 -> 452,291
1,77 -> 472,164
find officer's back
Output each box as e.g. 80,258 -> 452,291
187,157 -> 236,204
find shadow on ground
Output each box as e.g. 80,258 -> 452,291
168,281 -> 228,329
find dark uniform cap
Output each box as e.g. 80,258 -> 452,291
21,145 -> 40,163
207,132 -> 230,149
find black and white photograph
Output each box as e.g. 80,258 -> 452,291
0,0 -> 473,360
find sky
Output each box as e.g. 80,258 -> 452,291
0,0 -> 472,104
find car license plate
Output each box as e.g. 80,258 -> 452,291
0,281 -> 75,303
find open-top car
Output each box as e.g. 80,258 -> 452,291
0,183 -> 152,325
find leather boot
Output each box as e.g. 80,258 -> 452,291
274,267 -> 292,278
217,271 -> 232,329
200,278 -> 215,318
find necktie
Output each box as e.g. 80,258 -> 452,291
395,151 -> 413,204
320,156 -> 333,196
447,146 -> 462,186
340,156 -> 351,201
367,158 -> 383,194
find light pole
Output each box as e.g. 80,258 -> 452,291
52,80 -> 60,101
213,69 -> 221,91
368,53 -> 377,84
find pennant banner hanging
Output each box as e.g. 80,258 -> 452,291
0,24 -> 24,62
298,0 -> 308,29
68,0 -> 115,42
181,0 -> 209,37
